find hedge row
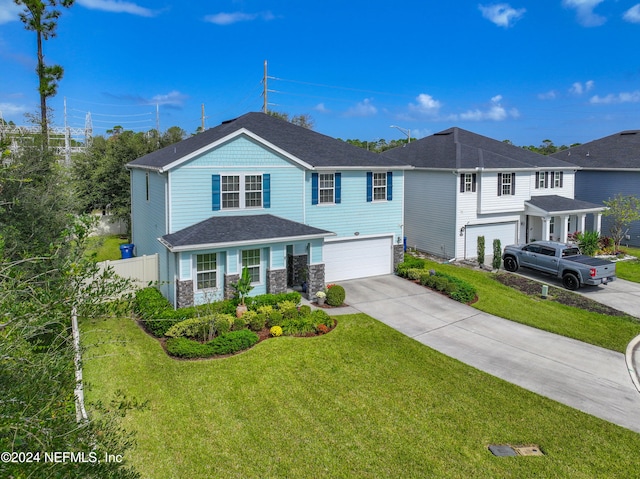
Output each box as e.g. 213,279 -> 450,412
133,287 -> 301,337
397,260 -> 476,304
166,330 -> 259,359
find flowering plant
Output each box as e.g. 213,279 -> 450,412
315,291 -> 326,299
270,326 -> 283,337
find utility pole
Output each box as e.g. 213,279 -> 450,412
201,104 -> 206,132
263,60 -> 268,113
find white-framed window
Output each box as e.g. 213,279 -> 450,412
319,173 -> 335,204
538,173 -> 545,189
196,253 -> 217,290
549,217 -> 555,234
373,172 -> 387,200
241,249 -> 261,283
501,173 -> 512,196
464,173 -> 473,192
553,171 -> 561,188
221,174 -> 263,209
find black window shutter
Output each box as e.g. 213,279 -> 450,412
560,171 -> 563,188
472,174 -> 476,192
535,172 -> 540,189
544,172 -> 549,188
460,174 -> 465,193
497,173 -> 502,196
511,173 -> 516,195
550,171 -> 554,188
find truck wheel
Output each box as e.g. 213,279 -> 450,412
503,256 -> 518,272
562,273 -> 580,291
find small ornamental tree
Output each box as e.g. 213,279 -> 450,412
477,235 -> 485,266
603,194 -> 640,250
492,239 -> 502,270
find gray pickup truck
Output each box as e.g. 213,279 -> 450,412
502,241 -> 616,290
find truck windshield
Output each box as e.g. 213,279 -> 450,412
562,247 -> 580,257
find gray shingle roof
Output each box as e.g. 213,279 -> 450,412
550,130 -> 640,169
128,112 -> 409,171
160,214 -> 334,251
525,195 -> 604,214
383,127 -> 578,170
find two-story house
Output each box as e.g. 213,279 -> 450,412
127,112 -> 409,308
384,127 -> 605,260
551,130 -> 640,246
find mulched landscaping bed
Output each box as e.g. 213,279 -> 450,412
493,272 -> 629,317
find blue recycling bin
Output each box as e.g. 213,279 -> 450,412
119,243 -> 134,259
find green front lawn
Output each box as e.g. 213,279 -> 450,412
83,314 -> 640,479
617,246 -> 640,283
405,258 -> 640,353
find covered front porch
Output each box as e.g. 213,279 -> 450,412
524,195 -> 606,243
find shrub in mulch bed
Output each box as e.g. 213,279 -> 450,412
397,265 -> 477,304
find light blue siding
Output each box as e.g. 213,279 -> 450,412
576,170 -> 640,246
169,136 -> 304,232
304,170 -> 404,241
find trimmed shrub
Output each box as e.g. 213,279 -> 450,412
326,284 -> 346,306
477,235 -> 485,266
232,316 -> 246,331
267,311 -> 283,328
299,305 -> 312,316
213,314 -> 232,335
165,316 -> 217,341
406,268 -> 423,280
309,309 -> 333,328
282,316 -> 316,336
270,326 -> 283,337
248,292 -> 301,309
208,330 -> 259,355
492,239 -> 502,270
166,337 -> 215,359
244,311 -> 266,332
278,300 -> 299,320
416,270 -> 476,304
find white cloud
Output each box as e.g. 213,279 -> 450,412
408,93 -> 442,115
478,3 -> 526,27
313,103 -> 330,113
569,80 -> 594,95
538,90 -> 558,100
344,98 -> 377,117
0,0 -> 22,24
204,11 -> 275,25
590,91 -> 640,104
151,90 -> 188,107
623,4 -> 640,23
77,0 -> 155,17
0,102 -> 28,118
562,0 -> 606,27
457,95 -> 519,121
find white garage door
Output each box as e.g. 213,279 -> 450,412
324,236 -> 393,282
465,222 -> 517,258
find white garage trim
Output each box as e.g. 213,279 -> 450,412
324,235 -> 393,282
464,222 -> 518,259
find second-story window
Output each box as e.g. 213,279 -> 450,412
460,173 -> 477,193
553,171 -> 562,188
373,172 -> 387,200
222,175 -> 240,208
319,173 -> 335,204
245,175 -> 263,207
497,172 -> 516,196
216,174 -> 266,210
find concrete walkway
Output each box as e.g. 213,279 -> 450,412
328,275 -> 640,434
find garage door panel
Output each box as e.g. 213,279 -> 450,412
465,223 -> 517,258
324,237 -> 392,282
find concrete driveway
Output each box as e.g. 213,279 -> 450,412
335,275 -> 640,434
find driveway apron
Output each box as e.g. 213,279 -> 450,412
339,275 -> 640,434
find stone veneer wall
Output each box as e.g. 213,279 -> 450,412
224,273 -> 239,300
267,268 -> 287,294
176,280 -> 194,309
306,263 -> 325,300
393,244 -> 404,271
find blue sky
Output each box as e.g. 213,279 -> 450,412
1,0 -> 639,146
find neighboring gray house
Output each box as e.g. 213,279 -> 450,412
551,130 -> 640,247
384,127 -> 605,260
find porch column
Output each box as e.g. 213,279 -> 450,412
561,215 -> 570,243
595,213 -> 602,234
541,217 -> 550,242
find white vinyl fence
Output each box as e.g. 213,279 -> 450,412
97,254 -> 158,290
